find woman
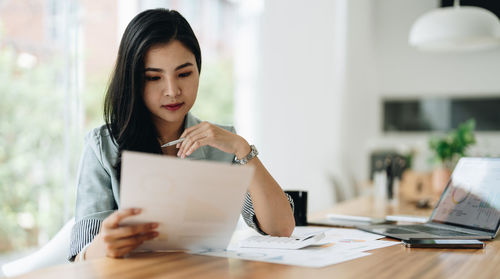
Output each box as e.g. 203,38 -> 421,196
70,9 -> 295,261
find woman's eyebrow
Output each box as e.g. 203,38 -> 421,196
175,62 -> 193,71
144,62 -> 193,72
144,67 -> 163,72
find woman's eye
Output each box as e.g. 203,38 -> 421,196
145,76 -> 160,81
179,71 -> 192,78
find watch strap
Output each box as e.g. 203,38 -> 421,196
235,145 -> 258,165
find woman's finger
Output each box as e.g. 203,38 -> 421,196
179,131 -> 210,158
103,222 -> 158,241
184,137 -> 210,157
179,121 -> 208,140
179,123 -> 218,156
102,208 -> 141,229
106,245 -> 138,258
177,127 -> 202,151
179,125 -> 196,139
107,231 -> 159,250
177,136 -> 191,157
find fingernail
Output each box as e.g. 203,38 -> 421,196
134,208 -> 141,214
152,232 -> 159,237
151,223 -> 158,229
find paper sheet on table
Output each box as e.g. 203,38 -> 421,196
193,226 -> 399,268
290,226 -> 399,253
120,151 -> 255,252
290,226 -> 386,244
232,226 -> 399,254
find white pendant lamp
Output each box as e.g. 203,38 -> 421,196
409,0 -> 500,52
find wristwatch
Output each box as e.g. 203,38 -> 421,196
234,145 -> 258,165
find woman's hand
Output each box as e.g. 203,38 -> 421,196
176,122 -> 250,159
94,208 -> 159,258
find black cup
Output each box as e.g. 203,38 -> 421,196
285,190 -> 308,226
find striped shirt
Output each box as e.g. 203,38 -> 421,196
69,113 -> 293,261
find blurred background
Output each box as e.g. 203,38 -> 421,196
1,0 -> 500,271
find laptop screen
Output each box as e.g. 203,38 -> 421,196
430,158 -> 500,233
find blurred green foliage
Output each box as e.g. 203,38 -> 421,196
0,47 -> 78,253
429,119 -> 476,169
191,58 -> 234,125
83,73 -> 107,129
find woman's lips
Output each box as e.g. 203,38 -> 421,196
162,103 -> 184,111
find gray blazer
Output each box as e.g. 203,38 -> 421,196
69,113 -> 291,261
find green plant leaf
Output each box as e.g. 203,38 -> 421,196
429,119 -> 476,167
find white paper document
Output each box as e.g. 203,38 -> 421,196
192,226 -> 399,268
120,151 -> 255,252
290,226 -> 385,241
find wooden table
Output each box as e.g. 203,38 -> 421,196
15,196 -> 500,279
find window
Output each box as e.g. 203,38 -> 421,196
0,0 -> 237,258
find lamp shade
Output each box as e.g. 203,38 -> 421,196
409,6 -> 500,52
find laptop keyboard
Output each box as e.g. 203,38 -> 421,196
400,225 -> 474,236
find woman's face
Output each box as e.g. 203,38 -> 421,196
143,40 -> 199,126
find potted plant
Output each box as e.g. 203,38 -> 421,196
429,119 -> 476,195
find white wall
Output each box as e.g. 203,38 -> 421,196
247,0 -> 344,212
237,0 -> 500,213
340,0 -> 378,192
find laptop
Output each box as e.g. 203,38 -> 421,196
358,157 -> 500,240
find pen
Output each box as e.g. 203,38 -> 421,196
161,138 -> 185,148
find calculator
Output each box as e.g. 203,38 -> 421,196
239,232 -> 326,249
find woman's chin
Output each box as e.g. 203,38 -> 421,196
155,111 -> 186,124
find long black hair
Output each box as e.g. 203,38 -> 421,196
104,9 -> 202,179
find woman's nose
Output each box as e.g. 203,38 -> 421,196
162,78 -> 180,97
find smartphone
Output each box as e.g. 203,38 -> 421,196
402,239 -> 484,249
